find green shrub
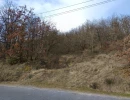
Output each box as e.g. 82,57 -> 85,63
7,57 -> 19,65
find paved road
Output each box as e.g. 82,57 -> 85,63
0,85 -> 130,100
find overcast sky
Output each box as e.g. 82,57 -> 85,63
0,0 -> 130,32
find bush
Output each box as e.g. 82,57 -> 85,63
28,74 -> 33,79
90,82 -> 99,89
7,57 -> 19,65
105,78 -> 115,85
6,56 -> 27,65
22,65 -> 32,72
43,55 -> 60,69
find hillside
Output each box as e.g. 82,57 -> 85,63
0,1 -> 130,97
17,53 -> 130,93
1,41 -> 130,95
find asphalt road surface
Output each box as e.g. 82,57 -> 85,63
0,85 -> 130,100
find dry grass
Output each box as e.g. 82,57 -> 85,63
15,52 -> 130,93
0,51 -> 130,96
0,62 -> 23,82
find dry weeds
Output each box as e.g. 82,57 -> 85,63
0,51 -> 130,94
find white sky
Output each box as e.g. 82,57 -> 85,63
0,0 -> 130,32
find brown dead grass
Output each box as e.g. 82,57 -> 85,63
0,62 -> 23,81
14,52 -> 130,94
0,50 -> 130,95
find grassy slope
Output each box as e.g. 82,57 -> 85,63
0,51 -> 130,97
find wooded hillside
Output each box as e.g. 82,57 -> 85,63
0,1 -> 130,68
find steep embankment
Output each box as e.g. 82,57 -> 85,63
0,49 -> 130,95
20,53 -> 129,93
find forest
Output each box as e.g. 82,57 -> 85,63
0,1 -> 130,68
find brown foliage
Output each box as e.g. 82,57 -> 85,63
0,1 -> 130,69
0,1 -> 59,68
